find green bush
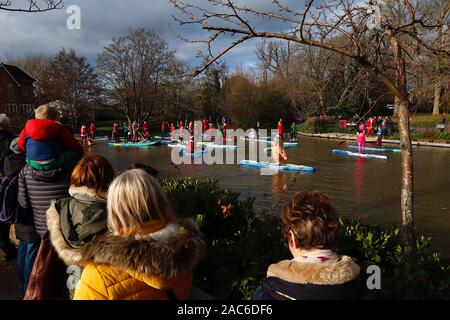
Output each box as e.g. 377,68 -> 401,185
161,177 -> 450,300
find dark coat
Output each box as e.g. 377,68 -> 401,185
18,164 -> 73,238
2,152 -> 40,242
0,129 -> 15,178
252,256 -> 361,300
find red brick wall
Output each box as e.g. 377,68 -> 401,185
0,67 -> 37,129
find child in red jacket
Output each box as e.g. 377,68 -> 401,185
18,105 -> 84,162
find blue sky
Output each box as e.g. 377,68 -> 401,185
0,0 -> 301,71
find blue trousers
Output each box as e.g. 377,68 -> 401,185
17,241 -> 40,294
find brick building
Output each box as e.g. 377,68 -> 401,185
0,63 -> 37,129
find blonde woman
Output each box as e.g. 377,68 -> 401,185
53,169 -> 205,300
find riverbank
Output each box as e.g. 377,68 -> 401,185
298,131 -> 450,148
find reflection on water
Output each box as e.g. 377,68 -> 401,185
93,137 -> 450,256
354,157 -> 366,206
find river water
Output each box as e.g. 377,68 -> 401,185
93,136 -> 450,257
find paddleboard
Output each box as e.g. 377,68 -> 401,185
160,140 -> 177,145
108,140 -> 161,147
154,135 -> 172,140
167,143 -> 187,149
348,146 -> 401,153
205,144 -> 237,149
239,160 -> 315,172
181,149 -> 206,157
264,144 -> 298,151
332,149 -> 388,159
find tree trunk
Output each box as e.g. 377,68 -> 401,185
433,81 -> 443,115
397,98 -> 416,257
389,35 -> 416,259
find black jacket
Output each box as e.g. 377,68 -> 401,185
0,130 -> 15,178
1,153 -> 40,242
252,255 -> 362,300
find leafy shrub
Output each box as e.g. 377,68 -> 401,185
161,177 -> 450,300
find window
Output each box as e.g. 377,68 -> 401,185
5,104 -> 17,113
7,84 -> 14,102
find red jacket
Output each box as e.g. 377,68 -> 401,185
18,120 -> 84,157
278,123 -> 284,136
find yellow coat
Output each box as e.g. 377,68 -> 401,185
46,207 -> 205,301
71,219 -> 204,300
74,263 -> 193,300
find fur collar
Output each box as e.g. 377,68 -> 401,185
267,256 -> 361,286
46,202 -> 205,279
69,185 -> 107,201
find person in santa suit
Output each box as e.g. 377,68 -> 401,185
80,124 -> 88,145
89,122 -> 95,141
179,121 -> 184,143
170,123 -> 175,141
202,119 -> 207,135
222,120 -> 228,144
142,121 -> 149,141
161,121 -> 165,137
188,121 -> 195,153
111,123 -> 118,142
277,119 -> 284,140
194,122 -> 199,140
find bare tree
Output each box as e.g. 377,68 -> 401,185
39,48 -> 101,128
0,0 -> 63,12
170,0 -> 450,258
97,29 -> 175,123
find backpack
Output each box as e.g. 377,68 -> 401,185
0,175 -> 26,224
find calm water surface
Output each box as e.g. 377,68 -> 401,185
93,136 -> 450,256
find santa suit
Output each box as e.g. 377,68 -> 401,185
170,123 -> 175,140
89,123 -> 95,140
278,122 -> 284,138
141,122 -> 148,141
222,123 -> 228,143
161,122 -> 165,136
112,124 -> 118,142
80,125 -> 87,144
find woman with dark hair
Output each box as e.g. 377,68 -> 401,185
47,154 -> 115,250
253,191 -> 361,300
46,154 -> 115,299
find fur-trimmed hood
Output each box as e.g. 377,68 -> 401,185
47,204 -> 206,280
267,256 -> 361,286
69,185 -> 107,202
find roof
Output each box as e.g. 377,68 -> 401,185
1,63 -> 35,86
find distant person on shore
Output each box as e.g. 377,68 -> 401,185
252,191 -> 361,300
73,169 -> 205,300
46,155 -> 115,299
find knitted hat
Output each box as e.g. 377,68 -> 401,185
10,137 -> 22,154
